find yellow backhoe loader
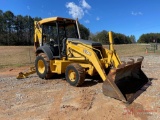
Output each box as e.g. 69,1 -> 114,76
17,17 -> 150,103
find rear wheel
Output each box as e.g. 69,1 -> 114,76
35,53 -> 53,79
65,63 -> 85,86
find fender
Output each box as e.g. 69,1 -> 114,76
36,44 -> 54,60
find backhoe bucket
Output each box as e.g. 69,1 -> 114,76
102,57 -> 150,103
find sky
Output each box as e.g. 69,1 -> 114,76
0,0 -> 160,40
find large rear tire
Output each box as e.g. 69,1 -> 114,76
65,63 -> 85,86
35,53 -> 53,79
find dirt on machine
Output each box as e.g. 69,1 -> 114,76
17,17 -> 150,103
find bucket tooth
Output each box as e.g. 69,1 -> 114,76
137,56 -> 144,62
127,59 -> 134,65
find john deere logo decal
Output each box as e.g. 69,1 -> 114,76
83,49 -> 91,56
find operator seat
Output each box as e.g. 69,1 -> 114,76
61,38 -> 67,56
49,38 -> 59,56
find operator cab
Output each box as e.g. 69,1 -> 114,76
41,18 -> 79,58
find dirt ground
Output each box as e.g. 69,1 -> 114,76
0,55 -> 160,120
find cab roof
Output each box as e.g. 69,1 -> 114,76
38,17 -> 76,25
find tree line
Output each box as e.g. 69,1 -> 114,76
0,9 -> 159,45
92,31 -> 160,45
137,33 -> 160,43
89,30 -> 136,44
0,10 -> 90,46
0,9 -> 136,46
0,10 -> 41,45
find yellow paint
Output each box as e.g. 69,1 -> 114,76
68,70 -> 76,82
50,60 -> 72,74
38,60 -> 45,74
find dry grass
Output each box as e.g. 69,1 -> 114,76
104,44 -> 160,56
0,46 -> 35,69
0,44 -> 159,69
113,44 -> 147,56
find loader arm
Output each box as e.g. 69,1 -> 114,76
107,31 -> 121,68
103,48 -> 121,68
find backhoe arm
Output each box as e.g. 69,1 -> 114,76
34,21 -> 42,51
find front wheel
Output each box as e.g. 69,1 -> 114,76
35,53 -> 53,79
65,63 -> 85,87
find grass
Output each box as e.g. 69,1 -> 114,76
105,44 -> 160,56
0,46 -> 35,69
113,44 -> 148,56
104,44 -> 147,57
0,44 -> 159,69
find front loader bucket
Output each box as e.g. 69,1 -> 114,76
102,56 -> 151,103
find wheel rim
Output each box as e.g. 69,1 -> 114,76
68,70 -> 76,82
38,60 -> 45,74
